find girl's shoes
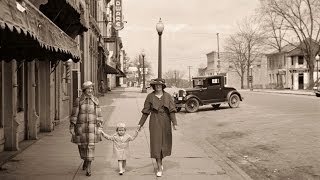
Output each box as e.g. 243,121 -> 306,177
119,170 -> 125,175
156,171 -> 162,177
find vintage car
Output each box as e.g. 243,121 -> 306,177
313,82 -> 320,97
172,75 -> 243,113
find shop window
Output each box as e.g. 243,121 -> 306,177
298,56 -> 304,65
17,62 -> 24,112
0,62 -> 2,127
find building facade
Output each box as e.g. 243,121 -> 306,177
266,43 -> 320,90
201,51 -> 268,90
0,0 -> 126,154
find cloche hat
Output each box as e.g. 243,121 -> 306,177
150,78 -> 166,89
82,81 -> 94,90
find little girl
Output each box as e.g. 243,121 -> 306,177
99,123 -> 139,175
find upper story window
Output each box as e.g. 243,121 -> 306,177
291,57 -> 294,65
298,56 -> 304,65
90,0 -> 97,20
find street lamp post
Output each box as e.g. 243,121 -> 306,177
249,65 -> 253,91
141,50 -> 147,93
156,18 -> 164,79
316,54 -> 320,83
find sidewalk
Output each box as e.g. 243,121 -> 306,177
239,88 -> 315,96
0,87 -> 252,180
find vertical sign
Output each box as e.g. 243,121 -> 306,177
114,0 -> 123,30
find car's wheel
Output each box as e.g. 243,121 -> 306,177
211,104 -> 220,109
316,93 -> 320,97
176,107 -> 182,112
228,94 -> 240,108
185,98 -> 199,113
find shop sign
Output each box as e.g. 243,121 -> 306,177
114,0 -> 124,30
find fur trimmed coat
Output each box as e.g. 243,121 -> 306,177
139,91 -> 177,158
70,94 -> 103,146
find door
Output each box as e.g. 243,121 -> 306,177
298,73 -> 304,89
204,77 -> 223,102
72,70 -> 79,102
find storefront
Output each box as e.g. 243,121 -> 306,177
0,0 -> 85,152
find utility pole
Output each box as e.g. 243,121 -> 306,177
216,33 -> 220,59
216,33 -> 220,74
188,66 -> 192,87
174,70 -> 177,87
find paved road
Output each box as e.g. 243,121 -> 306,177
178,91 -> 320,180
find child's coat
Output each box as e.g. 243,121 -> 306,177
102,132 -> 137,160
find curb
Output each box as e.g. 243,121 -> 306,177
252,90 -> 314,96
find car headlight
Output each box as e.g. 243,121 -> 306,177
178,89 -> 187,97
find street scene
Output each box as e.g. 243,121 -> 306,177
1,0 -> 320,180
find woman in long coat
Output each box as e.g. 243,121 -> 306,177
138,78 -> 178,177
69,81 -> 103,176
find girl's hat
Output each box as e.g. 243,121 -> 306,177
82,81 -> 94,90
116,123 -> 126,129
150,78 -> 166,89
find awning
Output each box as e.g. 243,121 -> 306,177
104,64 -> 118,74
0,0 -> 80,62
116,68 -> 126,77
38,0 -> 88,38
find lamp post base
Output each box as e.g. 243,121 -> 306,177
141,88 -> 147,93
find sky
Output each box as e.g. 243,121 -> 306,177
119,0 -> 260,79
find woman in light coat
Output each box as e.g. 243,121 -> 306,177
137,78 -> 178,177
69,81 -> 103,176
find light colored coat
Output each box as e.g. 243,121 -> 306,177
70,94 -> 103,146
102,131 -> 138,160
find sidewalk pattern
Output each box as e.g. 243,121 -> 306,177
0,87 -> 253,180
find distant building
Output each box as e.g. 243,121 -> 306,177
266,41 -> 320,90
200,51 -> 268,89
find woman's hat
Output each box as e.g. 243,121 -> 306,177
150,78 -> 166,89
82,81 -> 94,90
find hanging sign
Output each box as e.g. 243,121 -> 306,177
114,0 -> 124,30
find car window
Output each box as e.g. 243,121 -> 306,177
208,78 -> 220,86
193,79 -> 204,87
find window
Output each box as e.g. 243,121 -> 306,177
17,62 -> 24,112
0,62 -> 2,127
208,78 -> 220,86
298,56 -> 304,65
291,57 -> 294,65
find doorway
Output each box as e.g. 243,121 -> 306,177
298,73 -> 304,89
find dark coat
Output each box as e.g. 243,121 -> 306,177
70,94 -> 103,146
139,91 -> 177,158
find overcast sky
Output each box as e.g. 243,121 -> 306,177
120,0 -> 260,79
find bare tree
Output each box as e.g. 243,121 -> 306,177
224,35 -> 247,89
224,17 -> 265,89
260,0 -> 320,88
257,5 -> 288,52
163,70 -> 186,88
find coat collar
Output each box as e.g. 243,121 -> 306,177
79,94 -> 99,105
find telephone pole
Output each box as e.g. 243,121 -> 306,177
188,66 -> 192,87
174,70 -> 177,87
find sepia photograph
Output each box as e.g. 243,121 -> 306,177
0,0 -> 320,179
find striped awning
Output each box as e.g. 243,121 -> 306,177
0,0 -> 80,62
